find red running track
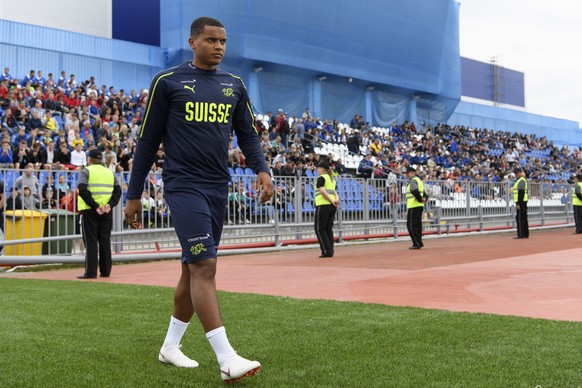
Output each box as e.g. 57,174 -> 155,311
6,228 -> 582,321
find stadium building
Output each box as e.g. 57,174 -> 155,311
0,0 -> 579,144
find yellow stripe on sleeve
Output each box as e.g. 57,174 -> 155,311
140,71 -> 174,138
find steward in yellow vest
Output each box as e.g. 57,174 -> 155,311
76,149 -> 122,279
314,161 -> 340,258
314,174 -> 337,206
572,173 -> 582,234
405,166 -> 426,249
511,167 -> 529,239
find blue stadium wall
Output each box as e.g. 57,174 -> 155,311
160,0 -> 462,126
0,18 -> 164,94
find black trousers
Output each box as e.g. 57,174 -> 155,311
574,205 -> 582,233
81,209 -> 113,277
516,202 -> 529,238
315,204 -> 337,256
407,206 -> 423,247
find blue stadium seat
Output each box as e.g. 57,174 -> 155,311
302,201 -> 314,213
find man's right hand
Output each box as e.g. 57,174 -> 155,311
124,198 -> 142,229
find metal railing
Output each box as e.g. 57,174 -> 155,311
0,168 -> 575,263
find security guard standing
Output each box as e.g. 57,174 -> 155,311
77,149 -> 122,279
572,173 -> 582,234
511,167 -> 529,239
405,166 -> 426,249
314,161 -> 340,258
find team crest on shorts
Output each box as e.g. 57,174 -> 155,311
190,243 -> 207,256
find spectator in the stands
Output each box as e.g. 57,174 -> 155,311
53,129 -> 68,147
5,187 -> 22,211
21,186 -> 39,210
70,142 -> 87,169
26,109 -> 43,133
42,174 -> 56,199
36,70 -> 46,87
29,142 -> 46,170
55,174 -> 69,201
358,154 -> 374,179
54,141 -> 75,170
15,164 -> 41,198
2,108 -> 19,134
0,140 -> 14,168
0,67 -> 14,84
13,140 -> 32,169
370,138 -> 383,157
281,160 -> 296,177
44,111 -> 58,132
334,158 -> 347,176
272,161 -> 282,176
23,70 -> 36,86
41,187 -> 58,209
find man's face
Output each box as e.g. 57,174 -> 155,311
189,25 -> 227,70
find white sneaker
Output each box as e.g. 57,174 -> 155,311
220,354 -> 261,383
158,345 -> 199,368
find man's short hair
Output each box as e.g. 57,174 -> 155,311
190,17 -> 224,38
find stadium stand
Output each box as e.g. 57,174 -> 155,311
0,67 -> 580,230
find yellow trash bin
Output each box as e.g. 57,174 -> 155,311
4,210 -> 48,256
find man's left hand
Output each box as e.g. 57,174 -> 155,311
256,171 -> 274,203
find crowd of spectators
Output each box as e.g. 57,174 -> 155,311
1,65 -> 581,218
0,66 -> 150,213
232,105 -> 581,188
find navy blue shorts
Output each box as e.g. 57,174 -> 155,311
164,186 -> 228,263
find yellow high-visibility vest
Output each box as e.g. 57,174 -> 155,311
406,176 -> 424,209
512,176 -> 528,202
572,182 -> 582,206
77,164 -> 115,210
314,174 -> 336,206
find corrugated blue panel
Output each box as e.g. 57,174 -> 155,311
12,47 -> 60,82
0,42 -> 161,94
0,19 -> 164,67
0,44 -> 18,72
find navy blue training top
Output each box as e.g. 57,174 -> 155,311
127,62 -> 269,199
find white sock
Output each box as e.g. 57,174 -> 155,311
206,326 -> 236,365
162,316 -> 189,349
